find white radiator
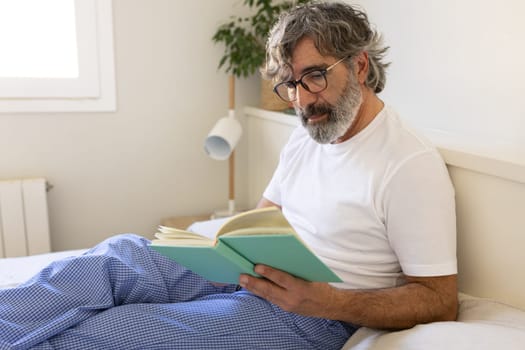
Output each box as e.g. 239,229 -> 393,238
0,178 -> 51,258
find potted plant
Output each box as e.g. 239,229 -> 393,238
212,0 -> 311,111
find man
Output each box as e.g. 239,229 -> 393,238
240,1 -> 458,329
0,2 -> 457,349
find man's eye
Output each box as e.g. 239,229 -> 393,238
303,71 -> 326,87
306,71 -> 325,81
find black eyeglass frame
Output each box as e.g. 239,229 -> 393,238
272,56 -> 348,102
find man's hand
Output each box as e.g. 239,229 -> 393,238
239,264 -> 336,318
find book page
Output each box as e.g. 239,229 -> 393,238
150,237 -> 215,247
216,207 -> 293,237
221,226 -> 293,237
154,226 -> 213,242
187,217 -> 230,240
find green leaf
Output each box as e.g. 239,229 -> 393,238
212,0 -> 312,78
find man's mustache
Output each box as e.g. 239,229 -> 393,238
299,104 -> 333,119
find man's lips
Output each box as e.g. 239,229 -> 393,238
306,113 -> 328,124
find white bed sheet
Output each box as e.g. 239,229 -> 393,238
0,249 -> 87,289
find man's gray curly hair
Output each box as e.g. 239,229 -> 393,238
262,1 -> 389,93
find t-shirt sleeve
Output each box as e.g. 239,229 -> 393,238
382,150 -> 457,277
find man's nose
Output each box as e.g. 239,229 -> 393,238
295,84 -> 318,108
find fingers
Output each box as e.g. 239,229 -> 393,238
239,265 -> 311,311
239,265 -> 298,291
239,274 -> 280,303
254,264 -> 297,288
239,265 -> 335,317
238,265 -> 289,302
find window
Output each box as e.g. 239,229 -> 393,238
0,0 -> 116,113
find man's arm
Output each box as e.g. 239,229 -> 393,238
256,197 -> 281,210
239,265 -> 457,330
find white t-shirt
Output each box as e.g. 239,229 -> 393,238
263,106 -> 457,290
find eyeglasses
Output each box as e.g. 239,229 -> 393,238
273,56 -> 348,102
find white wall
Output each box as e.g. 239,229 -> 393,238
350,0 -> 525,164
0,0 -> 260,250
6,0 -> 522,251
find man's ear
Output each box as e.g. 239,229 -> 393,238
355,51 -> 369,84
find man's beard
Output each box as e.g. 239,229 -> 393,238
295,77 -> 362,144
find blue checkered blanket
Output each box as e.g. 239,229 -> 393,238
0,234 -> 355,349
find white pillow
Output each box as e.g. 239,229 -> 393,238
342,294 -> 525,350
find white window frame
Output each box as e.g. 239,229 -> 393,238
0,0 -> 116,113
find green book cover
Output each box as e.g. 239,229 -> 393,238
220,234 -> 341,282
149,207 -> 342,284
150,240 -> 260,283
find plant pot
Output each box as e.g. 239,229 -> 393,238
259,78 -> 290,111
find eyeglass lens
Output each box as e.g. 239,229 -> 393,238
275,70 -> 328,102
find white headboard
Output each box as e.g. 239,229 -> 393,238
245,107 -> 525,311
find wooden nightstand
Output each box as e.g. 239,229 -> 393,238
161,214 -> 211,230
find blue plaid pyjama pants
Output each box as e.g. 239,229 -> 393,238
0,234 -> 355,349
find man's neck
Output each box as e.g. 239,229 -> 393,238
333,88 -> 384,144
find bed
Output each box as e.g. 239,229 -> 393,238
1,107 -> 524,349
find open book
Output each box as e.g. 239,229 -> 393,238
150,207 -> 342,284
